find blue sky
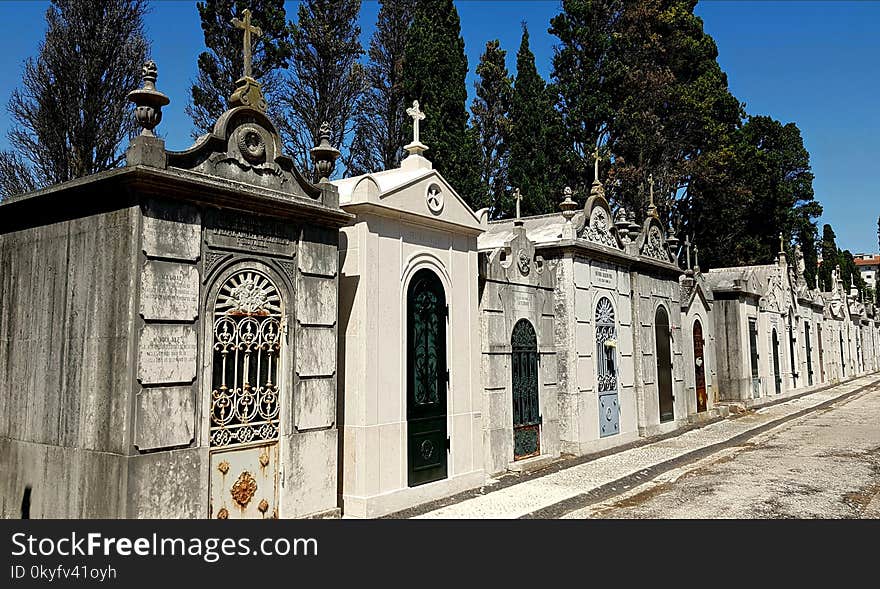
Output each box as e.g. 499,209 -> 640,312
0,1 -> 877,253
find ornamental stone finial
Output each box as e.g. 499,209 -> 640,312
560,186 -> 579,223
310,121 -> 340,183
647,173 -> 659,220
127,60 -> 170,137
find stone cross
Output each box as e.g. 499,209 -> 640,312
685,235 -> 692,270
779,232 -> 785,253
648,174 -> 655,208
232,9 -> 262,79
514,188 -> 522,220
593,146 -> 600,181
406,100 -> 426,144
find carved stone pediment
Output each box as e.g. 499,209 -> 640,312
636,217 -> 671,263
578,198 -> 621,250
166,106 -> 321,202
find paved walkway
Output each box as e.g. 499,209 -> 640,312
413,374 -> 880,519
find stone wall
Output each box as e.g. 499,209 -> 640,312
479,228 -> 558,475
0,206 -> 140,518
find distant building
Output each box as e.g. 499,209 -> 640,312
854,253 -> 879,289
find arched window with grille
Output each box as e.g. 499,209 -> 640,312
210,270 -> 283,448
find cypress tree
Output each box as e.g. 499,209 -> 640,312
401,0 -> 480,207
347,0 -> 415,176
818,224 -> 839,291
507,24 -> 564,218
187,0 -> 292,137
281,0 -> 365,177
471,39 -> 512,214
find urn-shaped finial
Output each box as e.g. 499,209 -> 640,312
127,60 -> 170,137
560,186 -> 579,223
615,207 -> 630,243
310,121 -> 341,183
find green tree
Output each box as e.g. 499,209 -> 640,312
187,0 -> 292,137
402,0 -> 480,206
470,39 -> 512,214
686,116 -> 820,271
281,0 -> 365,177
0,0 -> 148,199
818,224 -> 839,292
549,0 -> 620,193
506,24 -> 565,218
609,0 -> 743,220
347,0 -> 415,176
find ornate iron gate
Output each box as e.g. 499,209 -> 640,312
655,307 -> 674,422
407,269 -> 448,487
209,270 -> 282,519
817,325 -> 825,382
772,329 -> 781,395
512,319 -> 540,460
596,297 -> 619,437
693,320 -> 707,412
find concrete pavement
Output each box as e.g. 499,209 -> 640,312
406,374 -> 880,519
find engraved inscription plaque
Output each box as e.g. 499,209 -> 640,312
142,210 -> 201,261
140,261 -> 200,321
138,324 -> 198,384
205,209 -> 296,256
591,263 -> 616,289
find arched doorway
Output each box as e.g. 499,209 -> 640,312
208,270 -> 283,519
693,320 -> 707,412
596,297 -> 619,437
406,269 -> 448,487
511,319 -> 540,460
655,306 -> 674,423
772,328 -> 781,395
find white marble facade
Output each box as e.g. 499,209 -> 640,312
334,122 -> 485,518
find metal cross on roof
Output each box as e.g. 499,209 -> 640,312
406,100 -> 426,144
232,9 -> 262,79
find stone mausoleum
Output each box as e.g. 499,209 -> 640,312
0,53 -> 349,518
3,22 -> 880,518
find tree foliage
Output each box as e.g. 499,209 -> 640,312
505,25 -> 566,218
818,224 -> 839,292
188,0 -> 292,137
0,0 -> 148,199
281,0 -> 365,177
470,39 -> 512,214
347,0 -> 415,176
402,0 -> 480,207
685,116 -> 821,272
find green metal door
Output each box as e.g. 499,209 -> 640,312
511,319 -> 540,460
407,269 -> 448,487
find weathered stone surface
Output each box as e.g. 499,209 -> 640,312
295,377 -> 336,430
278,429 -> 338,517
137,324 -> 198,384
135,386 -> 195,450
142,201 -> 200,261
295,327 -> 336,377
139,260 -> 200,321
299,227 -> 337,277
296,275 -> 337,326
127,447 -> 207,518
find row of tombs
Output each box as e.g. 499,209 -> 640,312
1,67 -> 879,519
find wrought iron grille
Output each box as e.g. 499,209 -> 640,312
210,271 -> 282,448
410,276 -> 444,406
595,297 -> 617,393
